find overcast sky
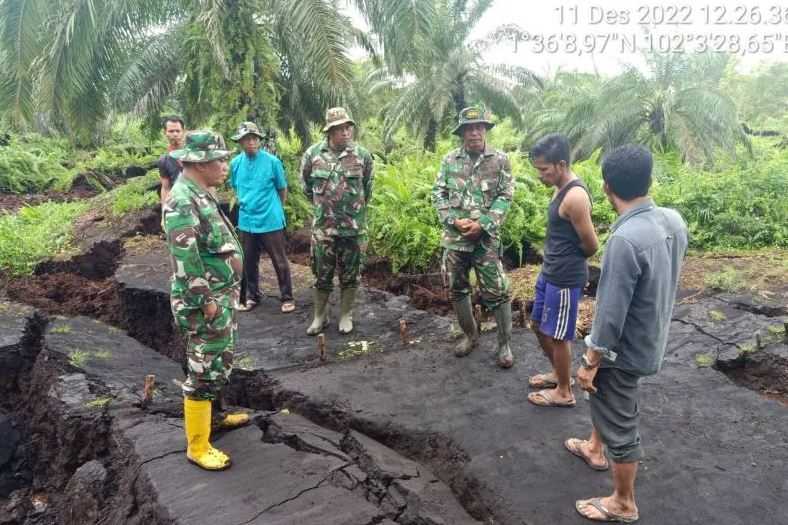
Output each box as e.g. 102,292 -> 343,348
347,0 -> 788,76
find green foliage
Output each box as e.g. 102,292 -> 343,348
708,310 -> 727,322
0,201 -> 88,276
694,353 -> 715,368
704,268 -> 744,292
653,140 -> 788,249
84,396 -> 113,409
50,323 -> 72,334
89,170 -> 159,217
275,130 -> 312,230
368,152 -> 443,271
79,144 -> 159,177
0,134 -> 79,193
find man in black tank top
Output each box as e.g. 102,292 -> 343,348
527,134 -> 598,408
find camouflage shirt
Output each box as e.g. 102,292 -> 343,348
163,175 -> 243,314
432,145 -> 514,252
300,141 -> 374,239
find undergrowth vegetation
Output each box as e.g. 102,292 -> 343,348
0,130 -> 162,194
0,201 -> 89,276
0,124 -> 786,277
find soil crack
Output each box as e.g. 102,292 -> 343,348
235,466 -> 349,525
716,296 -> 788,318
672,317 -> 739,347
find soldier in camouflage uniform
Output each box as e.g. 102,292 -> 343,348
164,130 -> 247,471
432,107 -> 515,368
301,107 -> 374,335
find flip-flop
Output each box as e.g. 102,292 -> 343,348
281,301 -> 296,313
528,373 -> 576,389
575,497 -> 639,523
237,300 -> 257,312
564,438 -> 609,471
527,389 -> 576,408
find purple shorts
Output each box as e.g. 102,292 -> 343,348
531,273 -> 582,341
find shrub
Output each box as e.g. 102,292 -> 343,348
0,201 -> 89,276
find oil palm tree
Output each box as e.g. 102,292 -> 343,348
564,52 -> 749,164
0,0 -> 355,145
368,0 -> 541,151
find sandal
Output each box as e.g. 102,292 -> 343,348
281,301 -> 296,313
528,373 -> 576,389
237,300 -> 257,312
575,498 -> 639,523
527,389 -> 576,408
564,438 -> 609,471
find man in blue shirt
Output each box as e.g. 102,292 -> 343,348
230,122 -> 295,313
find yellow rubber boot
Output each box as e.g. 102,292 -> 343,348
184,398 -> 232,471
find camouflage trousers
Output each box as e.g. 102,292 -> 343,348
443,244 -> 511,309
174,304 -> 237,401
311,234 -> 366,291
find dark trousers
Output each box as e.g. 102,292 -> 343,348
240,229 -> 293,303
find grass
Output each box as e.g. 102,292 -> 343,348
68,349 -> 111,368
767,323 -> 785,335
69,350 -> 90,368
84,396 -> 113,409
97,170 -> 159,216
50,324 -> 72,334
695,353 -> 715,367
704,268 -> 745,292
0,201 -> 89,277
708,310 -> 727,322
337,340 -> 381,360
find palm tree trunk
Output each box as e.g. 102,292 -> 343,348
452,77 -> 466,114
424,118 -> 437,152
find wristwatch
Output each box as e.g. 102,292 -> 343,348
580,353 -> 600,370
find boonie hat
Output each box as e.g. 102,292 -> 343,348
322,107 -> 356,132
452,106 -> 495,136
170,130 -> 230,163
231,121 -> 265,141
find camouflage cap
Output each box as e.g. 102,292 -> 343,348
170,130 -> 230,163
231,121 -> 265,141
322,107 -> 356,132
451,106 -> 495,136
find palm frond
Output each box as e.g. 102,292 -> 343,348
0,0 -> 47,125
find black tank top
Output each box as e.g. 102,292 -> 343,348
541,178 -> 591,288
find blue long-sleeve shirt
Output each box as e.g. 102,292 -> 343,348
230,151 -> 287,233
586,198 -> 688,376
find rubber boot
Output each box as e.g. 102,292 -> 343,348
306,289 -> 331,336
453,295 -> 478,357
213,393 -> 250,431
184,398 -> 231,471
494,302 -> 514,368
338,287 -> 357,334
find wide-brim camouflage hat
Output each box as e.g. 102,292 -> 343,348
170,130 -> 230,163
322,107 -> 356,132
231,121 -> 265,141
451,106 -> 495,136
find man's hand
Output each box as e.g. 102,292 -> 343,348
202,301 -> 219,321
454,218 -> 473,231
576,362 -> 598,394
461,220 -> 483,241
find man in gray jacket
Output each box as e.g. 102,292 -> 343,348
566,145 -> 688,523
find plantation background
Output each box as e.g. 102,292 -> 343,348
0,0 -> 787,277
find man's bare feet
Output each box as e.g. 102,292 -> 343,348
564,438 -> 609,470
528,389 -> 576,407
575,496 -> 639,523
528,372 -> 576,389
